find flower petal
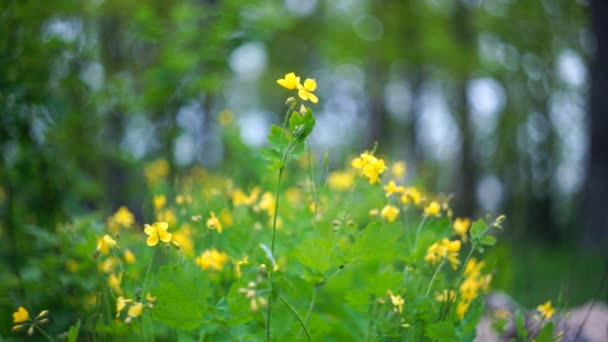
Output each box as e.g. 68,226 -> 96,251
146,234 -> 159,246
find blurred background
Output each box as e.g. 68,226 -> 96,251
1,0 -> 606,310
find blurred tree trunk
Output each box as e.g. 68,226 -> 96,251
452,3 -> 476,217
366,62 -> 390,150
583,0 -> 608,249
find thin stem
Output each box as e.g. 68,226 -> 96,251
138,317 -> 145,342
279,295 -> 312,342
34,325 -> 55,342
298,286 -> 317,338
306,145 -> 319,217
270,168 -> 284,254
413,216 -> 429,250
142,247 -> 156,298
425,260 -> 445,297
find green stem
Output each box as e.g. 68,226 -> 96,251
267,163 -> 286,341
279,295 -> 312,342
413,216 -> 429,249
298,286 -> 317,338
425,260 -> 445,297
306,145 -> 319,217
138,317 -> 145,342
142,247 -> 156,298
34,325 -> 54,342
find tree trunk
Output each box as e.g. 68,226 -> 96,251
583,0 -> 608,250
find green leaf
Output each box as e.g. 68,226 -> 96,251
479,235 -> 496,246
469,219 -> 486,241
267,125 -> 290,155
294,237 -> 332,274
67,320 -> 81,342
425,321 -> 457,341
151,265 -> 211,330
535,322 -> 555,342
350,222 -> 401,262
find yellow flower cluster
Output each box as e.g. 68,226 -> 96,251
328,171 -> 355,191
453,217 -> 471,241
424,201 -> 441,217
107,206 -> 135,233
424,238 -> 461,270
387,290 -> 405,314
456,258 -> 492,318
144,159 -> 169,185
537,300 -> 555,320
351,151 -> 387,184
232,187 -> 261,207
206,212 -> 223,233
116,293 -> 156,323
276,72 -> 318,103
96,234 -> 117,256
195,248 -> 229,271
11,307 -> 49,336
380,204 -> 400,222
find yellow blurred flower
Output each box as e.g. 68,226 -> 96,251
383,180 -> 405,197
206,211 -> 223,233
116,296 -> 132,318
144,222 -> 172,247
434,290 -> 457,303
424,238 -> 461,270
96,234 -> 117,256
258,192 -> 276,217
277,72 -> 300,90
537,301 -> 555,320
424,201 -> 441,217
172,224 -> 194,257
233,255 -> 249,278
128,302 -> 143,318
453,217 -> 471,241
401,187 -> 422,205
380,204 -> 400,222
351,151 -> 387,184
328,171 -> 354,191
195,248 -> 229,272
108,272 -> 123,294
232,187 -> 261,207
388,291 -> 404,314
155,208 -> 177,227
153,195 -> 166,211
144,159 -> 169,185
219,208 -> 233,227
391,161 -> 407,178
297,78 -> 318,103
12,307 -> 29,323
123,249 -> 136,264
218,109 -> 234,127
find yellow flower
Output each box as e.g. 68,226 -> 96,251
351,151 -> 387,184
206,211 -> 223,233
434,290 -> 457,303
13,307 -> 29,323
232,187 -> 261,207
383,180 -> 405,197
144,159 -> 169,185
328,171 -> 354,191
123,249 -> 136,264
277,72 -> 300,90
96,234 -> 117,255
388,291 -> 405,313
258,192 -> 276,217
297,78 -> 318,103
464,258 -> 485,278
424,201 -> 441,217
128,302 -> 144,318
453,217 -> 471,241
113,206 -> 135,228
195,248 -> 229,271
391,161 -> 407,178
219,208 -> 233,227
172,224 -> 195,257
456,300 -> 470,319
99,256 -> 118,273
380,204 -> 400,222
401,187 -> 422,205
108,272 -> 123,294
116,296 -> 132,318
144,222 -> 172,246
424,238 -> 461,270
537,301 -> 555,320
153,195 -> 166,211
233,255 -> 249,278
155,208 -> 177,227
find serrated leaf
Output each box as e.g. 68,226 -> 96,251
469,219 -> 486,241
479,235 -> 496,246
67,320 -> 81,342
350,222 -> 401,261
535,322 -> 555,342
267,125 -> 290,155
294,237 -> 332,274
151,265 -> 211,330
425,321 -> 457,341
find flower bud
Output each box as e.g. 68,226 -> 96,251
36,310 -> 49,320
11,324 -> 26,332
27,326 -> 34,336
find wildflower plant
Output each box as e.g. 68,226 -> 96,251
7,72 -> 559,342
